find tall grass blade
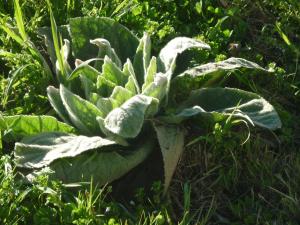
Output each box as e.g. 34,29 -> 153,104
46,0 -> 66,80
13,0 -> 27,41
0,1 -> 54,82
2,65 -> 32,108
0,22 -> 23,45
111,0 -> 136,19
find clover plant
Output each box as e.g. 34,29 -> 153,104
0,17 -> 281,193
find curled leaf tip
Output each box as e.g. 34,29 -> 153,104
90,38 -> 111,47
75,58 -> 83,67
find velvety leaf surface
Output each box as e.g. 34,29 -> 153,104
95,97 -> 115,117
109,86 -> 135,108
69,17 -> 139,63
158,37 -> 210,73
133,32 -> 151,86
142,73 -> 168,101
96,75 -> 117,97
94,86 -> 134,118
15,132 -> 116,168
154,124 -> 184,194
47,86 -> 71,124
80,75 -> 96,100
90,38 -> 122,69
101,56 -> 128,86
104,95 -> 157,138
125,75 -> 138,94
142,56 -> 157,91
60,85 -> 104,135
123,59 -> 140,93
162,87 -> 282,130
171,57 -> 267,98
27,138 -> 155,186
67,60 -> 101,81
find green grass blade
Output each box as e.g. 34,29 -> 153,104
0,3 -> 54,83
13,0 -> 27,41
0,23 -> 24,45
2,64 -> 32,109
46,0 -> 66,80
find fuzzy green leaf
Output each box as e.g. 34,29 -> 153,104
142,56 -> 157,91
123,59 -> 140,93
110,86 -> 135,108
162,87 -> 282,130
60,85 -> 104,135
80,75 -> 96,100
47,86 -> 71,124
158,37 -> 210,73
94,86 -> 135,118
15,132 -> 116,168
142,73 -> 168,101
133,32 -> 151,86
104,95 -> 157,138
101,56 -> 128,86
154,124 -> 184,194
27,138 -> 155,186
96,98 -> 115,117
96,75 -> 117,97
171,57 -> 267,98
68,59 -> 101,81
90,38 -> 122,69
125,75 -> 138,94
69,17 -> 139,63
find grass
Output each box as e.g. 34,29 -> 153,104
0,155 -> 173,225
1,0 -> 300,224
171,129 -> 300,224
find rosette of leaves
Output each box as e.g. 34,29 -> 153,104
0,17 -> 281,193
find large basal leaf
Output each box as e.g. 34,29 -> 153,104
0,115 -> 75,141
15,132 -> 116,168
27,137 -> 155,186
154,124 -> 184,194
158,37 -> 210,73
161,87 -> 281,130
104,95 -> 158,138
60,85 -> 104,135
171,57 -> 267,98
69,17 -> 139,63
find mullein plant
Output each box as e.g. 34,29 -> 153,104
0,4 -> 281,193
